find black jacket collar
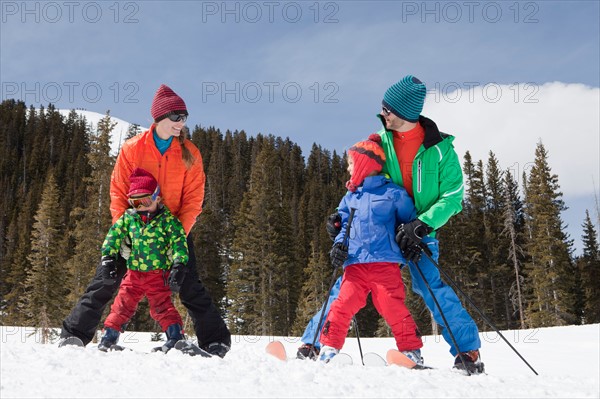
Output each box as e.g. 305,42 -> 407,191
377,114 -> 447,150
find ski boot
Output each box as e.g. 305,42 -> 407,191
318,345 -> 339,363
296,343 -> 319,360
202,342 -> 230,358
453,349 -> 485,374
98,328 -> 120,352
153,324 -> 183,353
58,336 -> 84,348
401,349 -> 424,366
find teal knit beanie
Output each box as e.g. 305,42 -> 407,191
382,75 -> 426,122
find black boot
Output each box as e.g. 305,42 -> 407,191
296,343 -> 319,360
202,342 -> 230,358
453,349 -> 485,374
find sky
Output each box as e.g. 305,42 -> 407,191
1,324 -> 599,398
1,0 -> 599,253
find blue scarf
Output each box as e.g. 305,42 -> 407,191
153,128 -> 173,155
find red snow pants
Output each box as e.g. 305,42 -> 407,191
104,270 -> 183,332
320,262 -> 423,351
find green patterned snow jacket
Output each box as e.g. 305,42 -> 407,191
101,206 -> 188,271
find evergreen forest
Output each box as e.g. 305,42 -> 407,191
1,100 -> 598,340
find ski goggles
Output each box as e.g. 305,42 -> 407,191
128,186 -> 161,209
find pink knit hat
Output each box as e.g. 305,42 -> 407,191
128,168 -> 159,197
151,84 -> 188,122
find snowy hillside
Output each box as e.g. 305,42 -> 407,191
1,324 -> 598,398
57,109 -> 148,155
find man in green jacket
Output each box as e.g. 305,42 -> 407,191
298,75 -> 483,374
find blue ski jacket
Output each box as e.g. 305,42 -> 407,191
334,175 -> 416,267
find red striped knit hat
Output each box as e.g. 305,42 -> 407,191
346,134 -> 386,192
128,168 -> 159,197
151,84 -> 188,122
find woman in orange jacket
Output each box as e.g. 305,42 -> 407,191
60,84 -> 231,357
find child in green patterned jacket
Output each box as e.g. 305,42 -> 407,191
97,168 -> 188,352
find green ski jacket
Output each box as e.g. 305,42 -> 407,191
377,115 -> 464,232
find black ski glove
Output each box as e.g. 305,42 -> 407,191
100,256 -> 117,280
395,219 -> 432,251
403,244 -> 423,263
168,262 -> 186,293
326,212 -> 342,242
330,242 -> 348,270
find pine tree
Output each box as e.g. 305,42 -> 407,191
502,169 -> 527,329
484,152 -> 513,328
1,206 -> 34,325
125,123 -> 141,141
23,171 -> 69,328
227,139 -> 295,335
66,112 -> 115,305
293,145 -> 349,334
579,210 -> 600,323
523,141 -> 575,327
292,242 -> 331,336
192,128 -> 228,311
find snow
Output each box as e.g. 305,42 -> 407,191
57,109 -> 148,155
1,324 -> 598,398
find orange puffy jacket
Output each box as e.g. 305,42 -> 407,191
110,125 -> 205,235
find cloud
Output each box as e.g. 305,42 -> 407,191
424,82 -> 600,197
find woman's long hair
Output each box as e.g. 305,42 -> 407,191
178,125 -> 195,169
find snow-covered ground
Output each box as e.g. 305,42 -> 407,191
1,324 -> 598,398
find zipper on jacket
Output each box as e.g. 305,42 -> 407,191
417,160 -> 422,193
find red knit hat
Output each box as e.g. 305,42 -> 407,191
346,134 -> 386,192
151,84 -> 188,122
128,168 -> 159,197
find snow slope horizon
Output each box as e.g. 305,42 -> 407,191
1,324 -> 598,398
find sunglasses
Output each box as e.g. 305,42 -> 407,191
381,106 -> 392,116
167,113 -> 188,123
128,186 -> 161,209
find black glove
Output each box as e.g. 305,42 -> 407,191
330,242 -> 348,270
168,262 -> 186,293
395,219 -> 432,252
403,244 -> 423,263
101,256 -> 117,280
326,212 -> 342,242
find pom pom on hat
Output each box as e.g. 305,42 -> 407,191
128,168 -> 158,197
382,75 -> 426,123
346,135 -> 386,192
151,84 -> 188,122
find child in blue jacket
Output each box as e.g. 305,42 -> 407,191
318,135 -> 423,364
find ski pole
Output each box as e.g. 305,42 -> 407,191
309,207 -> 357,359
408,257 -> 471,375
352,316 -> 364,365
419,244 -> 539,376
